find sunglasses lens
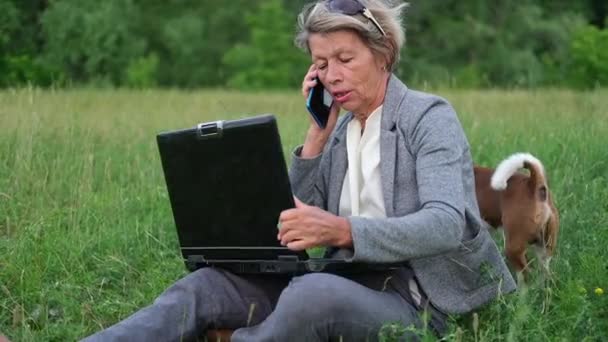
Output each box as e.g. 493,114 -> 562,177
326,0 -> 386,36
328,0 -> 363,15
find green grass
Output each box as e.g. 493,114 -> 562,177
1,87 -> 607,341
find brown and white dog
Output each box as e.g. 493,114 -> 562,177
474,153 -> 559,280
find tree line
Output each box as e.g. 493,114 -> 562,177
1,0 -> 606,89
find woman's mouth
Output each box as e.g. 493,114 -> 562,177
333,90 -> 351,103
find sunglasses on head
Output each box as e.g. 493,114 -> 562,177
327,0 -> 387,36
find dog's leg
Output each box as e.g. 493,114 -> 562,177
505,232 -> 530,282
539,212 -> 559,287
534,245 -> 552,276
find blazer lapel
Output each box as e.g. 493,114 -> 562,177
380,75 -> 408,218
325,75 -> 408,217
327,118 -> 349,215
380,129 -> 396,217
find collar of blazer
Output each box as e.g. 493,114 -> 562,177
330,74 -> 408,143
325,74 -> 409,217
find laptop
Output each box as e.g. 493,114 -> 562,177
157,114 -> 400,275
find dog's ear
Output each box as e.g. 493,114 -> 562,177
544,205 -> 559,255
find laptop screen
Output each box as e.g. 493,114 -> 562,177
157,115 -> 296,255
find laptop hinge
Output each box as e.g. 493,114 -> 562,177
187,255 -> 207,263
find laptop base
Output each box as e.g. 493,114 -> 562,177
186,256 -> 402,275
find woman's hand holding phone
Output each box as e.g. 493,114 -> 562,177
300,65 -> 340,158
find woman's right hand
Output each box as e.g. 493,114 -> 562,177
300,65 -> 340,158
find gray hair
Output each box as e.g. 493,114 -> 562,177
294,0 -> 408,71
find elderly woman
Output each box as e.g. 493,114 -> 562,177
82,0 -> 515,341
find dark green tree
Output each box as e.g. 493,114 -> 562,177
41,0 -> 146,86
222,0 -> 310,89
0,0 -> 605,88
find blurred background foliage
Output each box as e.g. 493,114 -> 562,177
0,0 -> 606,89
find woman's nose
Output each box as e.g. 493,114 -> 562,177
325,63 -> 342,85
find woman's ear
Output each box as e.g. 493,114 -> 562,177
372,51 -> 389,72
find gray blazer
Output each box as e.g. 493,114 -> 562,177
289,75 -> 516,314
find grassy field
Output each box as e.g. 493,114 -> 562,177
0,87 -> 607,341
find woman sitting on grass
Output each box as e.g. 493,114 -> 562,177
82,0 -> 516,340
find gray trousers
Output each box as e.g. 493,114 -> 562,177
81,268 -> 443,341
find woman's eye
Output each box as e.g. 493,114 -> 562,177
340,58 -> 353,63
318,64 -> 327,70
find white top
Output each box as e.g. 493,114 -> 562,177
339,105 -> 386,218
338,105 -> 422,306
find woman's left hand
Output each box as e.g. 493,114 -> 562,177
277,197 -> 352,251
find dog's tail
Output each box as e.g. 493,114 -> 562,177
490,153 -> 547,198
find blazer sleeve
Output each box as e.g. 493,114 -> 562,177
347,101 -> 468,263
288,115 -> 350,210
288,146 -> 327,210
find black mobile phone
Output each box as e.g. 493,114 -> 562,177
306,78 -> 333,129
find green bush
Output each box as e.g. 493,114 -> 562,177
222,0 -> 309,90
152,0 -> 254,88
452,65 -> 488,88
1,54 -> 64,87
41,0 -> 146,86
401,2 -> 587,88
159,14 -> 209,87
124,54 -> 159,89
568,25 -> 608,88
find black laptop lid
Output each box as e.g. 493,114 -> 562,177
157,115 -> 303,260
